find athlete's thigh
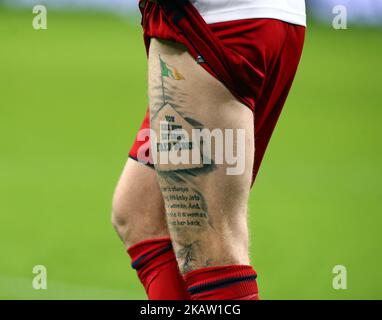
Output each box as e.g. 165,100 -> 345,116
113,159 -> 168,247
148,39 -> 254,273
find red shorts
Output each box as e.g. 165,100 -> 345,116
129,0 -> 305,185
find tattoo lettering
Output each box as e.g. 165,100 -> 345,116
160,177 -> 211,231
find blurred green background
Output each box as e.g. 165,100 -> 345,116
0,5 -> 381,300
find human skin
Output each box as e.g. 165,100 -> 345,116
113,37 -> 255,273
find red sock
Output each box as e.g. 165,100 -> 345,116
184,265 -> 259,300
127,237 -> 191,300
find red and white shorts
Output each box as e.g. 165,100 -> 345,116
129,0 -> 305,185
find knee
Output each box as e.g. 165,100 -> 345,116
111,190 -> 144,248
111,190 -> 131,243
111,182 -> 169,247
111,182 -> 144,247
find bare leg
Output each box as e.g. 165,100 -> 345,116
149,39 -> 255,274
112,159 -> 168,248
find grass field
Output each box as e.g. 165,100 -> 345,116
0,6 -> 382,300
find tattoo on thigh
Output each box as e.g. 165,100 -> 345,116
151,55 -> 216,231
160,178 -> 210,230
151,55 -> 217,270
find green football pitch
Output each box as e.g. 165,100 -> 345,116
1,7 -> 381,300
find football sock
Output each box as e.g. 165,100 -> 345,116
184,265 -> 259,300
128,237 -> 191,300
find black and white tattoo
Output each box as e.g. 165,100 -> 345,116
175,241 -> 199,274
151,55 -> 216,231
151,55 -> 216,271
